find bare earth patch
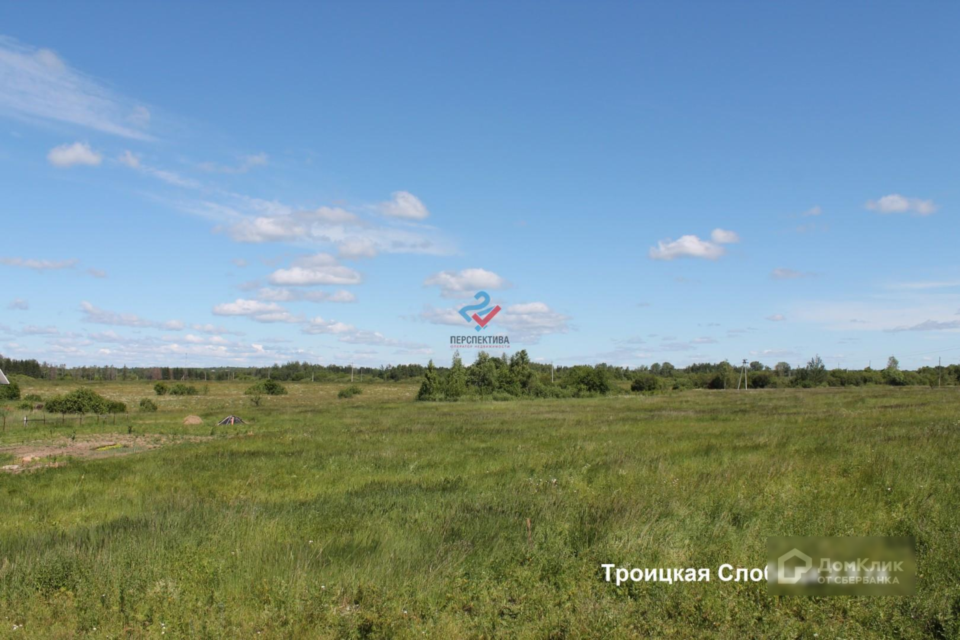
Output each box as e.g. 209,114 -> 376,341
0,434 -> 212,474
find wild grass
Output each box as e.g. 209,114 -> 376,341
1,382 -> 958,638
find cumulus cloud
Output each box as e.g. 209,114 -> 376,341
423,268 -> 508,298
0,256 -> 78,271
865,194 -> 938,216
211,299 -> 301,323
766,314 -> 787,322
0,38 -> 153,139
79,301 -> 183,330
212,193 -> 452,257
302,317 -> 355,335
801,205 -> 822,217
710,228 -> 740,244
47,141 -> 102,167
649,233 -> 729,260
7,298 -> 29,310
255,287 -> 356,303
379,191 -> 430,220
86,268 -> 107,278
418,305 -> 468,326
268,254 -> 363,286
498,302 -> 570,343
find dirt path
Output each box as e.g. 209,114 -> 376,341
0,434 -> 212,474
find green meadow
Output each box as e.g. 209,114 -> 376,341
1,382 -> 959,638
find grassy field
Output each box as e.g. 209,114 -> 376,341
1,381 -> 959,638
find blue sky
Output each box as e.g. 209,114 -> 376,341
2,2 -> 959,370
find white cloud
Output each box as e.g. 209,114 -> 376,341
498,302 -> 570,343
302,317 -> 355,335
231,258 -> 248,268
888,319 -> 960,332
7,298 -> 29,310
256,287 -> 356,303
268,254 -> 362,286
79,301 -> 183,330
338,237 -> 379,259
801,205 -> 822,217
424,268 -> 508,298
0,256 -> 78,271
47,141 -> 102,167
772,268 -> 814,280
418,305 -> 467,326
865,194 -> 938,216
87,268 -> 107,278
649,235 -> 726,260
119,151 -> 199,188
766,314 -> 787,322
199,153 -> 268,174
379,191 -> 430,220
211,299 -> 302,324
0,37 -> 153,140
710,228 -> 740,244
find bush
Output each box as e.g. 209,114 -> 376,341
106,400 -> 127,414
0,381 -> 21,401
245,379 -> 287,397
139,398 -> 158,412
23,393 -> 42,402
154,382 -> 168,396
45,388 -> 115,415
562,366 -> 611,396
169,383 -> 199,396
631,373 -> 658,393
17,401 -> 33,410
338,385 -> 363,399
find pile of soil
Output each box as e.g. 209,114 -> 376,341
183,415 -> 203,425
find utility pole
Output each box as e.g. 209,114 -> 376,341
737,359 -> 749,390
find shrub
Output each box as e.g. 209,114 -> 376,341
562,366 -> 611,396
245,379 -> 287,397
139,398 -> 158,412
0,381 -> 21,401
106,400 -> 127,414
23,393 -> 42,402
45,388 -> 114,415
338,385 -> 363,399
154,382 -> 168,396
631,373 -> 658,393
17,401 -> 33,410
169,383 -> 199,396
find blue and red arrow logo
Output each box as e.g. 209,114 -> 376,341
459,291 -> 501,332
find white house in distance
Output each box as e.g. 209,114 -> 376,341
0,369 -> 9,385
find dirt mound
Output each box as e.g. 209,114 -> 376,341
183,415 -> 203,425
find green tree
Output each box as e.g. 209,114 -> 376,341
445,351 -> 467,399
417,360 -> 442,400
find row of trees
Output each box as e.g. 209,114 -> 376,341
0,356 -> 425,383
4,353 -> 957,393
418,351 -> 610,401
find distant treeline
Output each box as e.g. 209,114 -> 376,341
415,353 -> 957,401
1,353 -> 955,391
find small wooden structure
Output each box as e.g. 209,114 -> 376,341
218,415 -> 245,425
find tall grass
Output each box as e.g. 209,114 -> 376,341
1,382 -> 958,637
